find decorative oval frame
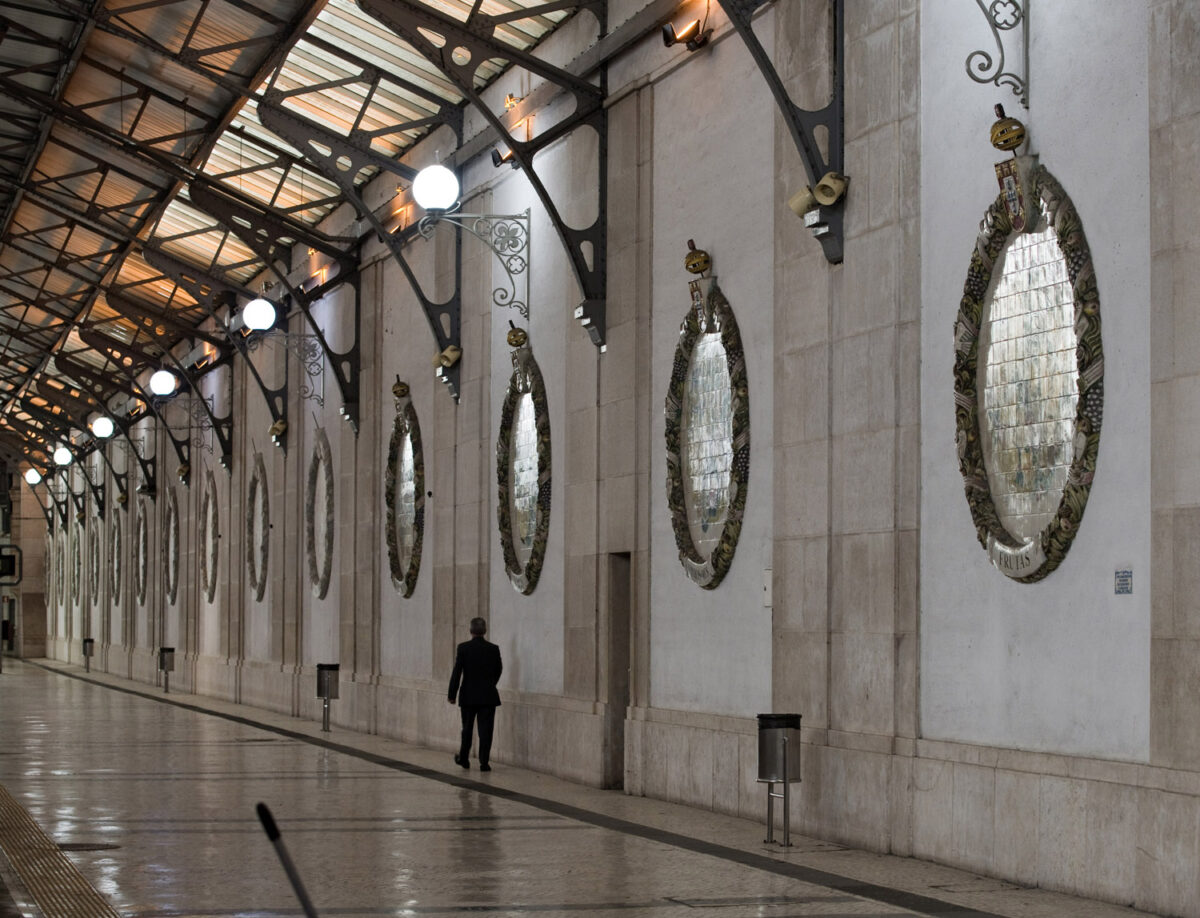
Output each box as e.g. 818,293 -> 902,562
54,533 -> 64,608
88,525 -> 100,604
496,349 -> 551,595
135,501 -> 148,606
71,524 -> 82,603
246,453 -> 269,602
165,486 -> 180,605
305,429 -> 334,599
953,165 -> 1103,583
199,470 -> 219,603
385,397 -> 425,597
109,514 -> 121,605
165,482 -> 181,604
664,282 -> 751,590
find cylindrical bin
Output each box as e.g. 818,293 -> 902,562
158,647 -> 175,673
316,663 -> 339,699
757,713 -> 801,782
82,638 -> 94,657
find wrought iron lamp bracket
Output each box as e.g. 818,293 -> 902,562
256,99 -> 465,400
419,208 -> 531,321
965,0 -> 1028,107
78,328 -> 191,485
357,0 -> 609,348
717,0 -> 847,264
245,328 -> 326,409
187,181 -> 362,435
141,244 -> 290,460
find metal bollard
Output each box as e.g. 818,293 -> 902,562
757,713 -> 802,846
316,663 -> 339,731
82,637 -> 94,673
158,647 -> 175,693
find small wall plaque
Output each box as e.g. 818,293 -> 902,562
1114,569 -> 1133,595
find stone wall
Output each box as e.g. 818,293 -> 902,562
26,1 -> 1200,913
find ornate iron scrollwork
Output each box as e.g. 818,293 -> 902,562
965,0 -> 1028,107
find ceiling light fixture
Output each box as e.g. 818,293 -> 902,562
91,416 -> 115,439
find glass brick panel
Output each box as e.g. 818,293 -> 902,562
979,225 -> 1078,542
683,331 -> 733,561
510,392 -> 538,566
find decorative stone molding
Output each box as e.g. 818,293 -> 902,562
664,277 -> 750,590
385,380 -> 424,597
200,470 -> 219,603
496,337 -> 550,595
954,166 -> 1103,583
135,501 -> 148,606
246,452 -> 269,602
305,428 -> 334,599
165,486 -> 180,605
109,514 -> 121,605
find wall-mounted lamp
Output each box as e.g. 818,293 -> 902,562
91,416 -> 115,439
662,19 -> 711,51
149,368 -> 178,396
491,146 -> 517,169
24,467 -> 41,485
504,93 -> 521,111
53,444 -> 73,467
268,418 -> 288,446
412,163 -> 460,211
242,296 -> 278,332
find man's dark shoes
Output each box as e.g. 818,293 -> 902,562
479,763 -> 491,772
454,754 -> 469,769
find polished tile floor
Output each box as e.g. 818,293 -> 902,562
0,659 -> 1157,918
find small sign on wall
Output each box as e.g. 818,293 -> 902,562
1114,569 -> 1133,595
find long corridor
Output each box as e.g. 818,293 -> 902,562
0,660 -> 1157,918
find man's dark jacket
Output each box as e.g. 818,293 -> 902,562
448,636 -> 502,706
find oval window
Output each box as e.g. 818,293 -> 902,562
954,166 -> 1103,582
386,386 -> 424,597
665,279 -> 750,589
497,344 -> 550,594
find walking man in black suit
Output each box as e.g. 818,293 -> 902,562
448,617 -> 502,771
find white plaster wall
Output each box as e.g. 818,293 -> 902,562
648,19 -> 775,718
485,138 -> 577,698
242,341 -> 277,663
376,248 -> 436,682
920,0 -> 1151,759
301,291 -> 345,667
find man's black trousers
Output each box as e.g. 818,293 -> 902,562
459,704 -> 496,765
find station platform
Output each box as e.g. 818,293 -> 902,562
0,659 -> 1155,918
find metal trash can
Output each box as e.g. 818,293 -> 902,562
757,713 -> 801,846
316,663 -> 339,700
82,637 -> 94,672
159,646 -> 175,694
316,663 -> 339,732
757,713 -> 801,782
